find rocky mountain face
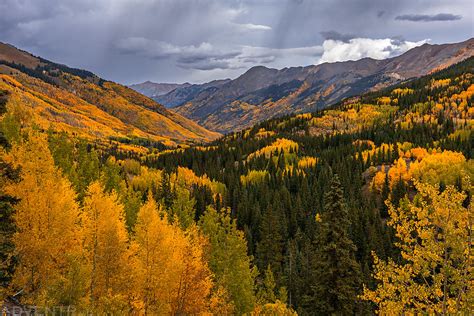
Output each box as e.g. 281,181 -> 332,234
156,38 -> 474,133
0,42 -> 220,146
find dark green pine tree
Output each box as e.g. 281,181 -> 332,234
256,203 -> 285,285
160,170 -> 174,209
303,174 -> 362,315
0,159 -> 20,287
0,91 -> 20,287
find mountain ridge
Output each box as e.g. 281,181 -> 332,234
0,42 -> 220,148
144,38 -> 474,133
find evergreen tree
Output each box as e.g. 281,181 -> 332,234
303,174 -> 362,314
160,170 -> 173,209
0,159 -> 19,291
256,203 -> 285,284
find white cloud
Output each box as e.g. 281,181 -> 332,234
319,38 -> 428,63
237,23 -> 272,31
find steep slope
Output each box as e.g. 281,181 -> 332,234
172,38 -> 474,133
0,42 -> 220,148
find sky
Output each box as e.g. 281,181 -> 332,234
1,0 -> 472,84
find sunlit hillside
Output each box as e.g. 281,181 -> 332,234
0,42 -> 220,151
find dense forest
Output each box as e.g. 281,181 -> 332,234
0,57 -> 473,314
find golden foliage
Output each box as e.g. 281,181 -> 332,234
82,182 -> 133,312
255,128 -> 276,139
251,300 -> 298,316
387,158 -> 411,189
410,150 -> 472,186
247,138 -> 299,161
371,170 -> 387,193
172,166 -> 226,196
392,88 -> 414,96
130,166 -> 162,192
431,78 -> 451,88
133,195 -> 214,314
309,104 -> 396,135
241,170 -> 270,186
358,143 -> 395,164
297,156 -> 318,169
362,181 -> 473,314
0,68 -> 218,150
3,133 -> 84,305
377,96 -> 391,105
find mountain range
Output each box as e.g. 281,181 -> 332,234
131,38 -> 474,133
128,81 -> 191,99
0,42 -> 220,148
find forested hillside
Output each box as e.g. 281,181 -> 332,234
0,42 -> 220,148
0,55 -> 473,314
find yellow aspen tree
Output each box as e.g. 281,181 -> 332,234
134,194 -> 214,314
362,180 -> 473,314
3,132 -> 85,306
371,171 -> 387,193
387,157 -> 410,188
170,225 -> 214,315
251,300 -> 298,316
82,181 -> 133,313
134,193 -> 179,314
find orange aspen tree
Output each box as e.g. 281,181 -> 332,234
4,133 -> 85,306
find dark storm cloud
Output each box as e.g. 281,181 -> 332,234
0,0 -> 470,84
320,31 -> 357,43
395,13 -> 462,22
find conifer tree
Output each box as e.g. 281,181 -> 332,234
0,158 -> 19,291
304,174 -> 362,314
161,170 -> 173,209
256,203 -> 285,284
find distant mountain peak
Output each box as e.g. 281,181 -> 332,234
167,38 -> 474,133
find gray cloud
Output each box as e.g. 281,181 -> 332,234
0,0 -> 470,84
320,31 -> 357,43
395,13 -> 462,22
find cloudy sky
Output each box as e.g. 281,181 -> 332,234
1,0 -> 472,84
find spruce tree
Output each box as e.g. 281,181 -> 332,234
303,174 -> 362,314
256,203 -> 285,284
